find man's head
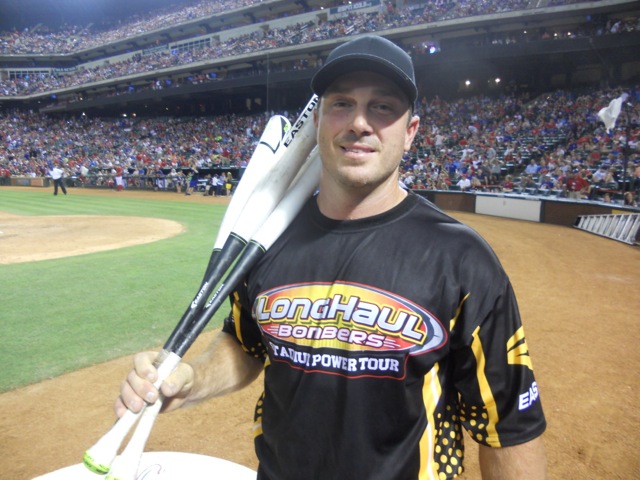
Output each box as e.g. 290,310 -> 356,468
311,35 -> 417,109
309,36 -> 421,203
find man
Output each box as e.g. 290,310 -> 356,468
114,164 -> 124,191
525,159 -> 541,176
565,170 -> 588,200
592,166 -> 608,184
456,173 -> 471,191
117,35 -> 547,479
0,164 -> 10,185
49,161 -> 67,195
209,173 -> 221,196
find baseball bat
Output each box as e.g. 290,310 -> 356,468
163,96 -> 318,352
161,114 -> 291,356
171,147 -> 321,356
200,114 -> 291,283
105,149 -> 321,480
82,350 -> 180,475
104,397 -> 163,480
89,117 -> 294,477
83,96 -> 319,477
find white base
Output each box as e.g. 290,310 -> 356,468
33,451 -> 256,479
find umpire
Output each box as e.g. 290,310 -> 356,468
49,162 -> 67,195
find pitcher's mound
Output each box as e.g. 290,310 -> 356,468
0,213 -> 184,264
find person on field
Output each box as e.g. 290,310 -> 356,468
49,162 -> 67,195
117,35 -> 547,479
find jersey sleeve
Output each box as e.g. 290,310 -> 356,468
222,281 -> 268,362
451,278 -> 546,448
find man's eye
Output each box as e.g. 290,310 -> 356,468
333,101 -> 350,108
373,104 -> 393,113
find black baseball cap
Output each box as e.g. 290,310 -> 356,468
311,35 -> 418,105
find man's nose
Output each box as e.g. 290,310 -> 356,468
349,107 -> 373,135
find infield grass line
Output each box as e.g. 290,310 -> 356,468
0,188 -> 229,392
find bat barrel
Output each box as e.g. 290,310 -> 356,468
211,115 -> 291,253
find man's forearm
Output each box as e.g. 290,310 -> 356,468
183,330 -> 263,408
479,437 -> 547,480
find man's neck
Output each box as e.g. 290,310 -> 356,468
316,180 -> 408,220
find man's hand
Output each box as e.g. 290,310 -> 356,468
114,351 -> 195,417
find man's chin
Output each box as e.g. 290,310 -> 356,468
336,174 -> 388,192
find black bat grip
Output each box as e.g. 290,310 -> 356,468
164,235 -> 247,351
172,241 -> 266,357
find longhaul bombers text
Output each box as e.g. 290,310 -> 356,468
254,281 -> 448,379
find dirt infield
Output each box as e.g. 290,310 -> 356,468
0,212 -> 185,264
1,186 -> 639,479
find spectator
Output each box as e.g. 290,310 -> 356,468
565,170 -> 588,200
0,164 -> 10,185
538,175 -> 555,192
501,174 -> 515,192
525,159 -> 541,175
456,173 -> 471,191
185,164 -> 199,195
624,191 -> 638,207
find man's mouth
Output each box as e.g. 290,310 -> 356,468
341,145 -> 376,154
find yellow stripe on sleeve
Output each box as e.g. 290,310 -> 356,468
231,291 -> 244,345
419,365 -> 442,480
470,325 -> 501,447
449,293 -> 470,332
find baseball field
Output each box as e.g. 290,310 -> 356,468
0,186 -> 638,479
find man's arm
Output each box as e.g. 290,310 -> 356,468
115,330 -> 263,416
184,329 -> 263,407
478,437 -> 547,480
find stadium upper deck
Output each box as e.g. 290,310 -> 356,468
0,0 -> 638,117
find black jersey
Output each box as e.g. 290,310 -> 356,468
224,192 -> 545,479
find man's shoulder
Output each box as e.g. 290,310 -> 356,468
406,193 -> 464,227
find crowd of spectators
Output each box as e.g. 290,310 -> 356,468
0,0 -> 525,56
0,108 -> 271,190
0,0 -> 267,55
397,86 -> 640,207
0,1 -> 638,206
2,85 -> 638,206
2,0 -> 637,99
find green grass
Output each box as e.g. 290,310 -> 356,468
0,188 -> 231,392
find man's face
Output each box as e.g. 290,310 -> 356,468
314,71 -> 419,192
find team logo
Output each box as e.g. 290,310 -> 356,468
507,326 -> 533,371
254,281 -> 447,366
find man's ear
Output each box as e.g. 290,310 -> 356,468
404,115 -> 420,151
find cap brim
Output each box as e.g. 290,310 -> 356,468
311,55 -> 417,104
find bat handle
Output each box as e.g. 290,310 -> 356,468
105,397 -> 164,480
82,351 -> 181,474
83,408 -> 141,474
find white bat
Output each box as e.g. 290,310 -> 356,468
105,148 -> 321,480
199,114 -> 291,284
164,96 -> 318,353
172,147 -> 321,355
162,114 -> 292,355
82,350 -> 181,476
83,96 -> 320,479
82,114 -> 291,476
